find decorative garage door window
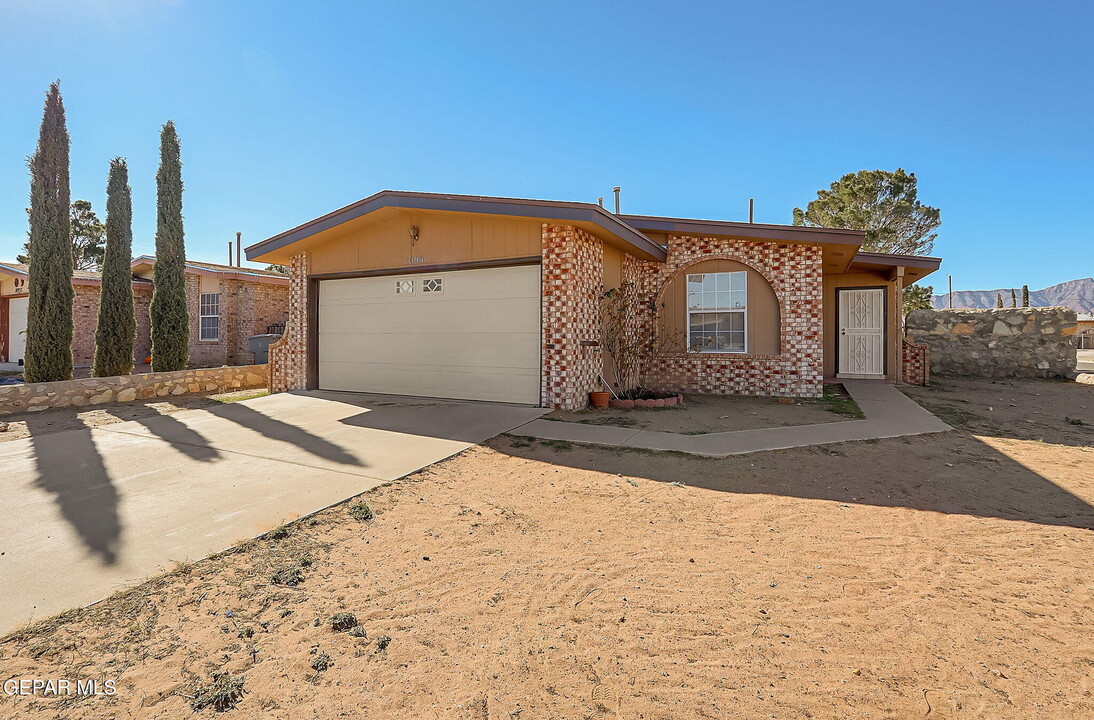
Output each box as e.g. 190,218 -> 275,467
395,280 -> 414,294
199,292 -> 220,341
686,271 -> 747,353
422,277 -> 443,294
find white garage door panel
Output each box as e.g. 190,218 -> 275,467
318,265 -> 541,404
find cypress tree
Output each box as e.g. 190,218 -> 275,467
1010,289 -> 1017,308
995,293 -> 1004,308
93,158 -> 135,377
149,121 -> 189,371
1021,284 -> 1030,307
24,81 -> 74,383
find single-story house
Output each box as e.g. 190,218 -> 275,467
1078,313 -> 1094,350
245,191 -> 942,409
130,256 -> 290,366
0,258 -> 289,368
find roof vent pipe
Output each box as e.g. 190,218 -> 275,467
613,186 -> 621,214
236,232 -> 242,267
228,241 -> 233,266
597,197 -> 604,208
748,198 -> 754,223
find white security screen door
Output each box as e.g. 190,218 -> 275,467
838,288 -> 885,377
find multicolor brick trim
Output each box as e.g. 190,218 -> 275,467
901,337 -> 930,386
541,225 -> 604,410
631,235 -> 824,398
268,252 -> 309,393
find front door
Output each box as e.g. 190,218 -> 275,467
838,288 -> 885,377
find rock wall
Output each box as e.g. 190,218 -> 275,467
0,364 -> 268,416
906,307 -> 1077,378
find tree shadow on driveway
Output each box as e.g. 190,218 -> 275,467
22,414 -> 122,565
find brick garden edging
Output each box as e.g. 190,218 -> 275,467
0,364 -> 268,416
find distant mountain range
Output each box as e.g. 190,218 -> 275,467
932,278 -> 1094,314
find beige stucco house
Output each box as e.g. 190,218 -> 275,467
246,191 -> 942,409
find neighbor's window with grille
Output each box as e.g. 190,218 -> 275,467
199,293 -> 220,341
687,272 -> 747,353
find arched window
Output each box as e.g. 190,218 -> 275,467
659,259 -> 780,355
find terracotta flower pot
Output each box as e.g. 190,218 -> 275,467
590,391 -> 611,410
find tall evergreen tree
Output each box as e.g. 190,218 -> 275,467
1021,284 -> 1030,307
1010,289 -> 1017,307
995,293 -> 1004,308
149,121 -> 189,371
93,158 -> 135,377
24,81 -> 74,383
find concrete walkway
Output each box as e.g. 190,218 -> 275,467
511,380 -> 951,457
0,391 -> 545,633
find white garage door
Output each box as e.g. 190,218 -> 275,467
318,264 -> 541,404
7,296 -> 28,364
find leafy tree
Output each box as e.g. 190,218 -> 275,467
1021,284 -> 1030,307
265,264 -> 288,274
93,158 -> 135,377
16,200 -> 106,270
995,293 -> 1004,308
24,82 -> 74,383
149,121 -> 189,372
902,284 -> 934,314
793,169 -> 941,255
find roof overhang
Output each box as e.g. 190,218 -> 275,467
620,213 -> 865,273
131,256 -> 290,285
0,262 -> 151,289
246,190 -> 668,263
847,251 -> 942,284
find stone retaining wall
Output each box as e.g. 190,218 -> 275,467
0,364 -> 268,416
906,307 -> 1077,378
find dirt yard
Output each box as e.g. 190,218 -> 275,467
545,385 -> 861,434
0,378 -> 1092,719
0,389 -> 270,444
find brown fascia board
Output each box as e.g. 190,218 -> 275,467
0,262 -> 150,288
131,256 -> 289,285
850,251 -> 942,269
245,190 -> 668,262
618,214 -> 866,247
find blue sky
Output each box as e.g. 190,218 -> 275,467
0,0 -> 1090,291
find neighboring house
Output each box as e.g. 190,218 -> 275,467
1078,313 -> 1094,350
246,190 -> 942,409
131,257 -> 290,366
0,258 -> 289,368
0,262 -> 153,366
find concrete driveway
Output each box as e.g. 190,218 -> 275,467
0,391 -> 545,633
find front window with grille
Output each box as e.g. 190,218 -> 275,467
686,272 -> 747,353
199,293 -> 220,341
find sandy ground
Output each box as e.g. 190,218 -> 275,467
1,378 -> 1092,719
0,389 -> 270,444
545,386 -> 858,434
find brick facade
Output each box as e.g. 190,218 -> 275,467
263,227 -> 832,406
184,272 -> 289,367
901,338 -> 930,386
268,252 -> 309,393
60,273 -> 286,370
541,225 -> 605,410
630,235 -> 824,399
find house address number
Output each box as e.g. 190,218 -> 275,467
407,256 -> 426,265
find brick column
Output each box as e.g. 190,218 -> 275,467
268,252 -> 309,393
541,225 -> 604,409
